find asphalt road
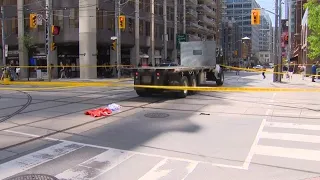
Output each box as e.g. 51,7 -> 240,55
0,72 -> 320,180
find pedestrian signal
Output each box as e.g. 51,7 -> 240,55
51,42 -> 56,51
251,9 -> 260,25
29,13 -> 37,28
112,40 -> 116,50
119,15 -> 126,29
51,25 -> 61,36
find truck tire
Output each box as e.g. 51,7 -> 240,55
136,90 -> 151,97
216,71 -> 224,86
189,75 -> 197,95
176,76 -> 189,98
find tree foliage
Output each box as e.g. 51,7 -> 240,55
18,34 -> 36,51
304,0 -> 320,59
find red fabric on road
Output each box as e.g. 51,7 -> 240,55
85,108 -> 112,117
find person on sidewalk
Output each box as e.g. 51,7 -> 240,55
300,63 -> 306,80
262,65 -> 266,79
311,62 -> 317,82
288,64 -> 294,81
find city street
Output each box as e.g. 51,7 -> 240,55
0,72 -> 320,180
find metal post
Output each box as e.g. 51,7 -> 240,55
273,0 -> 279,82
135,0 -> 140,66
45,0 -> 52,81
115,0 -> 121,78
163,0 -> 167,59
278,0 -> 282,82
173,0 -> 177,62
150,0 -> 155,66
1,6 -> 6,66
183,0 -> 186,34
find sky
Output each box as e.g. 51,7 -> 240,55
256,0 -> 285,27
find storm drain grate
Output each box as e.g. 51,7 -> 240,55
144,112 -> 170,118
7,174 -> 59,180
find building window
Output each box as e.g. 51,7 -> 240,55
107,15 -> 114,31
145,21 -> 150,36
139,20 -> 144,35
97,9 -> 104,29
53,10 -> 64,30
69,8 -> 79,28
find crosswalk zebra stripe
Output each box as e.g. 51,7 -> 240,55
0,141 -> 83,180
55,149 -> 134,180
254,145 -> 320,162
265,122 -> 320,131
260,132 -> 320,144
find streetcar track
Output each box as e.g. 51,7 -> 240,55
0,91 -> 33,123
0,87 -> 134,112
0,95 -> 168,151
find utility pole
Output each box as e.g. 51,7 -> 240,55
273,0 -> 279,82
115,0 -> 121,78
278,0 -> 282,82
150,0 -> 155,66
45,0 -> 52,81
163,0 -> 167,60
1,6 -> 6,66
173,0 -> 177,62
135,0 -> 139,66
182,0 -> 186,34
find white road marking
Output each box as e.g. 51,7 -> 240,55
0,141 -> 83,180
254,145 -> 320,161
4,130 -> 246,170
55,149 -> 134,180
260,132 -> 320,144
181,162 -> 198,180
138,158 -> 172,180
265,122 -> 320,131
242,118 -> 267,170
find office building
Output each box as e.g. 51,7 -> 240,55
258,10 -> 273,64
224,0 -> 261,55
1,0 -> 220,79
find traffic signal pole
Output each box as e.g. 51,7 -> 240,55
1,6 -> 6,66
45,0 -> 52,82
115,0 -> 121,79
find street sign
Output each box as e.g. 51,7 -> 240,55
36,14 -> 43,25
176,34 -> 187,49
4,44 -> 8,57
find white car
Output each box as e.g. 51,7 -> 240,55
253,65 -> 263,69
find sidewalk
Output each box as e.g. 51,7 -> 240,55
271,74 -> 320,88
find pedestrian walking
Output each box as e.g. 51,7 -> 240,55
288,63 -> 294,81
311,62 -> 317,82
262,65 -> 266,79
299,64 -> 306,80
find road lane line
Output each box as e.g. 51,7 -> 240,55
138,158 -> 172,180
260,132 -> 320,143
242,118 -> 267,170
0,141 -> 83,180
55,149 -> 134,180
254,145 -> 320,161
4,129 -> 246,170
181,162 -> 198,180
265,122 -> 320,131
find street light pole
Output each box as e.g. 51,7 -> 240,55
273,0 -> 279,82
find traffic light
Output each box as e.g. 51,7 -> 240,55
51,25 -> 60,36
29,13 -> 37,28
284,34 -> 289,44
119,15 -> 126,29
51,42 -> 56,51
112,40 -> 116,50
251,9 -> 260,25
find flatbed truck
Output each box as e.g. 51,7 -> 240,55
131,41 -> 224,98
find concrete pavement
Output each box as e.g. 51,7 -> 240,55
0,72 -> 320,180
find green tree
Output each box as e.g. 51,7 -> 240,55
304,0 -> 320,59
18,33 -> 37,58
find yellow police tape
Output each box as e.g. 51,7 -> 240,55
0,85 -> 82,91
1,80 -> 320,92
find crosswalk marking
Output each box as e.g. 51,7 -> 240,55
265,121 -> 320,131
260,132 -> 320,144
55,149 -> 134,180
0,141 -> 83,180
254,145 -> 320,161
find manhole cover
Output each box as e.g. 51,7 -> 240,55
7,174 -> 59,180
144,112 -> 169,118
